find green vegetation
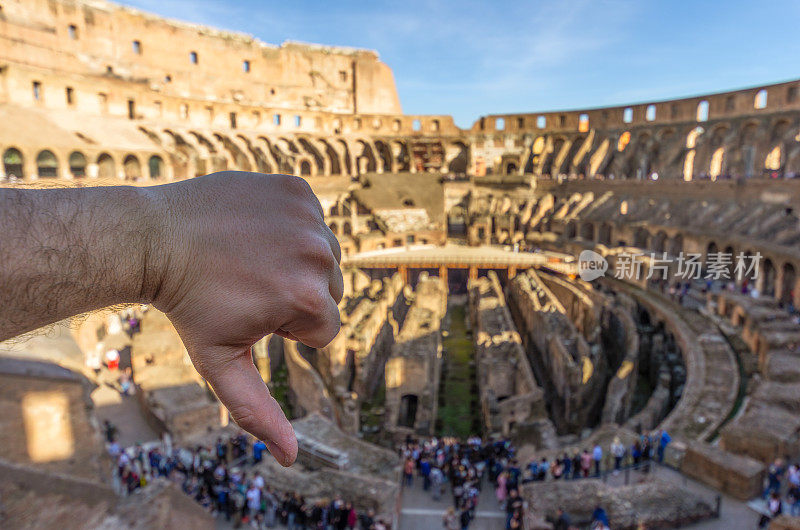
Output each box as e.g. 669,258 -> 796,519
360,382 -> 386,444
437,304 -> 481,438
268,363 -> 293,419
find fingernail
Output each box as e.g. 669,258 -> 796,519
266,440 -> 289,466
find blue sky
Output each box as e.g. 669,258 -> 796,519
123,0 -> 800,127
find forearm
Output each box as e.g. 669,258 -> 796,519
0,185 -> 162,340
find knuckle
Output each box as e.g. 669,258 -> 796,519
228,403 -> 260,434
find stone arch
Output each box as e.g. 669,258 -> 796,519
164,130 -> 200,177
652,230 -> 668,253
337,140 -> 353,176
391,140 -> 410,172
447,141 -> 468,174
667,234 -> 683,257
318,139 -> 342,175
780,262 -> 796,306
214,133 -> 252,171
343,221 -> 352,236
735,121 -> 762,177
299,159 -> 312,176
398,394 -> 418,429
97,153 -> 116,179
354,140 -> 377,175
256,136 -> 289,174
633,227 -> 651,249
503,159 -> 519,175
598,222 -> 613,246
238,134 -> 273,173
373,140 -> 393,173
706,241 -> 719,259
579,221 -> 595,241
148,155 -> 165,180
762,258 -> 776,297
68,151 -> 87,178
123,154 -> 142,181
297,137 -> 325,175
3,147 -> 23,179
328,222 -> 338,236
36,149 -> 59,178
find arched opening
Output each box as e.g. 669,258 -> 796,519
505,161 -> 518,175
343,221 -> 352,236
580,222 -> 594,241
3,148 -> 23,179
762,258 -> 776,297
709,147 -> 724,180
328,223 -> 338,236
299,160 -> 312,176
781,262 -> 796,307
653,231 -> 668,253
667,234 -> 683,257
36,150 -> 58,178
448,142 -> 468,174
565,221 -> 577,239
696,100 -> 709,122
724,246 -> 736,279
123,154 -> 142,181
374,140 -> 393,172
754,89 -> 768,110
68,151 -> 87,178
598,223 -> 612,246
148,155 -> 164,179
398,394 -> 418,429
97,153 -> 116,179
633,228 -> 650,249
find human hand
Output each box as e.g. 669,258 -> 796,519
146,172 -> 343,466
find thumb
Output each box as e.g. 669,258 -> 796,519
199,348 -> 298,466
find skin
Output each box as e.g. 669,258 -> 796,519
0,171 -> 343,466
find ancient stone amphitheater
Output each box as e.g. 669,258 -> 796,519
2,1 -> 800,529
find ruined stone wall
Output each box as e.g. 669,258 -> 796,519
468,272 -> 547,438
0,0 -> 399,115
0,360 -> 106,482
384,275 -> 445,436
469,80 -> 800,180
506,269 -> 606,432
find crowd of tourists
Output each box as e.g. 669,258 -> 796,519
398,431 -> 672,529
104,424 -> 389,529
400,434 -> 525,529
757,458 -> 800,527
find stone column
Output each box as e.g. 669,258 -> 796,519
439,266 -> 448,285
468,266 -> 478,281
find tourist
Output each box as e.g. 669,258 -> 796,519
611,437 -> 625,472
657,430 -> 671,462
505,489 -> 523,529
496,470 -> 508,506
252,439 -> 267,464
553,507 -> 571,530
561,452 -> 572,479
436,506 -> 455,529
591,505 -> 610,529
592,444 -> 603,476
403,456 -> 415,486
580,449 -> 592,477
788,481 -> 800,516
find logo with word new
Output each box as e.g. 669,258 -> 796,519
578,250 -> 608,281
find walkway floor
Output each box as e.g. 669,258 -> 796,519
91,370 -> 158,447
399,476 -> 505,530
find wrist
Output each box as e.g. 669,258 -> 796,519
135,184 -> 172,305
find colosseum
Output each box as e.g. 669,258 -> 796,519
2,1 -> 800,529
